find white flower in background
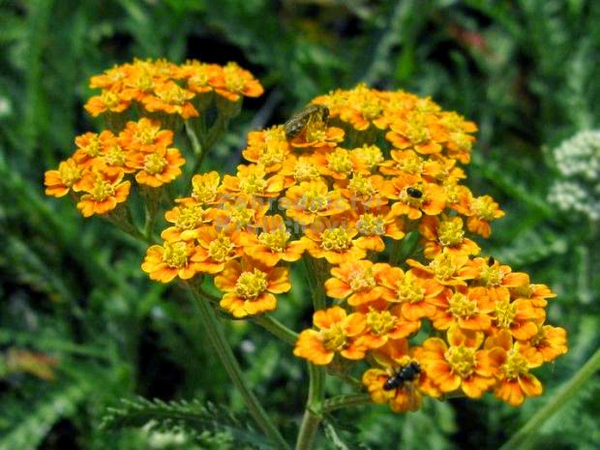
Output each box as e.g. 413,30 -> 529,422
547,130 -> 600,222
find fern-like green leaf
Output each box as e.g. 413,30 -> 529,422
101,397 -> 274,450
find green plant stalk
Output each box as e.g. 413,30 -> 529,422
322,394 -> 371,413
189,291 -> 291,450
499,348 -> 600,450
295,257 -> 327,450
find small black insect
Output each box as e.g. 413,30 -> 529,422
488,256 -> 495,265
406,187 -> 423,199
383,362 -> 421,391
284,104 -> 329,139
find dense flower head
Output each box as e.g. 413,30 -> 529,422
45,58 -> 264,217
46,66 -> 567,416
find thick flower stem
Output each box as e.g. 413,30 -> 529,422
295,363 -> 325,450
295,256 -> 328,450
499,348 -> 600,450
190,291 -> 291,450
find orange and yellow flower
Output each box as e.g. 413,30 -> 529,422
76,167 -> 131,217
294,306 -> 367,365
214,258 -> 290,318
141,241 -> 199,282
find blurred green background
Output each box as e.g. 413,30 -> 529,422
1,1 -> 599,449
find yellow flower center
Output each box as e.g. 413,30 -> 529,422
189,68 -> 210,87
356,213 -> 385,236
494,298 -> 516,329
175,205 -> 204,230
445,345 -> 476,378
472,196 -> 497,220
258,143 -> 286,167
321,323 -> 347,351
529,327 -> 546,347
135,125 -> 159,145
348,267 -> 376,292
263,126 -> 286,142
299,184 -> 329,213
503,350 -> 529,379
144,152 -> 168,175
293,161 -> 320,182
366,309 -> 396,336
90,179 -> 115,201
239,173 -> 267,195
104,144 -> 126,167
450,131 -> 472,152
59,161 -> 81,187
437,217 -> 465,247
357,95 -> 383,120
101,90 -> 120,108
396,273 -> 425,303
480,264 -> 502,286
82,135 -> 102,157
223,63 -> 246,93
235,269 -> 268,299
327,149 -> 353,175
405,112 -> 431,144
354,144 -> 384,169
230,207 -> 255,228
396,152 -> 423,174
258,229 -> 290,252
430,252 -> 456,280
162,242 -> 189,268
208,235 -> 235,262
192,175 -> 219,203
348,174 -> 376,196
158,84 -> 188,105
448,292 -> 478,318
321,227 -> 352,252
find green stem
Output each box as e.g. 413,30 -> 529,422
295,257 -> 328,450
189,291 -> 290,450
253,315 -> 298,346
499,349 -> 600,450
295,363 -> 324,450
322,394 -> 371,413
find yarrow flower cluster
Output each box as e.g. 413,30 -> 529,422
44,58 -> 263,217
46,62 -> 567,417
547,130 -> 600,222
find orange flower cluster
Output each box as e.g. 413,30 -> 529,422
84,58 -> 263,118
49,66 -> 565,413
44,58 -> 264,218
44,118 -> 184,216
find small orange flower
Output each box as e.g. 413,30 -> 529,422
526,324 -> 568,362
84,90 -> 131,116
241,215 -> 305,266
142,80 -> 199,118
301,221 -> 366,265
191,225 -> 246,274
386,181 -> 447,220
378,267 -> 444,321
76,167 -> 131,217
210,62 -> 264,102
491,289 -> 541,341
485,330 -> 543,406
44,158 -> 84,197
222,164 -> 286,198
362,339 -> 440,413
282,180 -> 349,225
356,304 -> 421,349
418,327 -> 502,398
290,126 -> 345,149
127,147 -> 185,187
294,306 -> 367,365
161,202 -> 211,242
406,249 -> 473,287
118,118 -> 174,153
141,241 -> 199,282
431,287 -> 494,331
324,260 -> 390,306
465,257 -> 530,303
73,131 -> 114,168
466,195 -> 505,238
419,215 -> 481,259
188,171 -> 223,206
214,258 -> 290,318
386,111 -> 447,155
